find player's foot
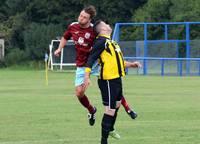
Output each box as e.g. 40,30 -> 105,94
88,107 -> 97,126
109,130 -> 120,139
127,110 -> 137,119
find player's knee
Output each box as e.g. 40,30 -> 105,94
75,91 -> 83,97
75,86 -> 85,97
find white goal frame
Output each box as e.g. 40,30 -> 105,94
48,39 -> 76,70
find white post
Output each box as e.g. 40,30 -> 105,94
60,48 -> 64,70
0,39 -> 4,60
49,44 -> 53,70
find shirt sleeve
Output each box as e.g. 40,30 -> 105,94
86,38 -> 106,68
63,25 -> 72,40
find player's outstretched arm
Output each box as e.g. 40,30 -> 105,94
125,61 -> 142,68
54,37 -> 67,57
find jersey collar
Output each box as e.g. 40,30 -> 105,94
97,34 -> 111,39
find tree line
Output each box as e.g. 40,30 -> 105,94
0,0 -> 200,66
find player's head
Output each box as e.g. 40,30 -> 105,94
78,5 -> 96,26
93,20 -> 112,35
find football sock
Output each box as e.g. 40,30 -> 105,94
101,114 -> 114,144
121,96 -> 131,112
78,95 -> 95,113
110,108 -> 119,132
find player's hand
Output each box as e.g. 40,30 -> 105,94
54,48 -> 61,57
132,61 -> 142,68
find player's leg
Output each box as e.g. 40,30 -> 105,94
109,101 -> 121,139
75,85 -> 96,113
109,78 -> 122,139
98,79 -> 116,144
98,78 -> 121,144
121,95 -> 137,119
101,107 -> 115,144
75,67 -> 96,126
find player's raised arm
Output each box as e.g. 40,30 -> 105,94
54,37 -> 67,57
125,61 -> 142,68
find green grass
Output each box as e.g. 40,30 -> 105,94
0,69 -> 200,144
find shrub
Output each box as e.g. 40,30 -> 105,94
4,48 -> 27,66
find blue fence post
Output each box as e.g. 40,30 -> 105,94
198,60 -> 200,76
186,23 -> 190,75
176,42 -> 179,75
112,23 -> 120,42
144,23 -> 148,75
178,60 -> 183,76
164,24 -> 168,40
161,59 -> 165,76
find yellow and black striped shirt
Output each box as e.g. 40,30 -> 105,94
86,34 -> 125,80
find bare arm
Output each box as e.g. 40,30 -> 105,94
125,61 -> 142,68
54,37 -> 67,57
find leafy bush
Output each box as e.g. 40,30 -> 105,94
23,23 -> 63,60
4,48 -> 27,66
5,60 -> 45,70
0,60 -> 6,68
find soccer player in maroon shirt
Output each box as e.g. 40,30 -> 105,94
54,5 -> 138,127
54,5 -> 97,126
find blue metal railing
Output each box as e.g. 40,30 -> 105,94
112,22 -> 200,76
124,57 -> 200,76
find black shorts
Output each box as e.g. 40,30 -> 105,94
98,77 -> 123,109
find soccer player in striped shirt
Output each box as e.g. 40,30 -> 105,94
84,20 -> 141,144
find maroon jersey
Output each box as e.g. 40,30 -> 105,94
63,22 -> 95,67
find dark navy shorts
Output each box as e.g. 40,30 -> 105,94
98,77 -> 122,109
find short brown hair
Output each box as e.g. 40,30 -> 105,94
93,19 -> 102,34
83,5 -> 96,20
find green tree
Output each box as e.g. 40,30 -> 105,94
133,0 -> 172,22
80,0 -> 147,25
170,0 -> 200,22
26,0 -> 83,25
23,23 -> 63,60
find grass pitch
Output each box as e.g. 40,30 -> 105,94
0,69 -> 200,144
